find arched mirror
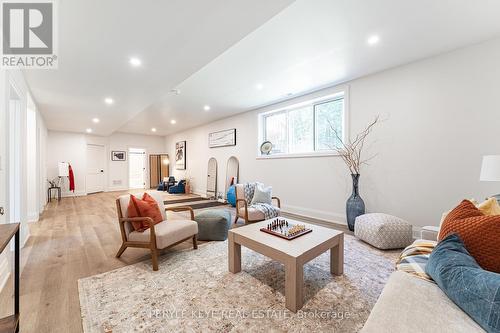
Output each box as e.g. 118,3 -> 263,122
206,158 -> 217,199
225,156 -> 239,194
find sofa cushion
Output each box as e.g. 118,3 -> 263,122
362,271 -> 485,333
439,200 -> 500,272
426,234 -> 500,333
477,197 -> 500,215
127,193 -> 163,231
128,220 -> 198,249
251,184 -> 272,205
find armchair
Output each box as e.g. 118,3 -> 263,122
115,191 -> 198,271
168,179 -> 186,194
233,183 -> 281,224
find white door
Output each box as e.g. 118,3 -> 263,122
129,148 -> 146,189
86,144 -> 105,194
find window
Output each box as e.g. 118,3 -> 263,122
260,91 -> 346,157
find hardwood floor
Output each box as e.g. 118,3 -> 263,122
0,190 -> 348,332
0,191 -> 203,333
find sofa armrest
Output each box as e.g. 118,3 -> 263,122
119,217 -> 156,245
421,226 -> 440,241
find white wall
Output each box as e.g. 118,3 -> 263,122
47,131 -> 167,195
0,68 -> 47,293
166,38 -> 500,229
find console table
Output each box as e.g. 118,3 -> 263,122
0,223 -> 20,333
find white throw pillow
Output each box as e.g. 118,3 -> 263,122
251,184 -> 272,205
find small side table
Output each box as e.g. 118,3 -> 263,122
47,187 -> 61,203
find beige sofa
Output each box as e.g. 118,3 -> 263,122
362,227 -> 485,333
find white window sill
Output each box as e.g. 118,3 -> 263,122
256,152 -> 340,160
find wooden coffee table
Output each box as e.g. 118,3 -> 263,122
228,219 -> 344,312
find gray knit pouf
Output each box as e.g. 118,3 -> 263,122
354,213 -> 413,249
194,210 -> 232,241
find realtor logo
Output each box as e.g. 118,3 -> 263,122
1,0 -> 58,68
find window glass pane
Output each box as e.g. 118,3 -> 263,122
315,98 -> 344,150
288,105 -> 313,153
264,112 -> 287,154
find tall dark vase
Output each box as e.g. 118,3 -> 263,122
346,174 -> 365,232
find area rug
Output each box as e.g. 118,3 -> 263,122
78,235 -> 398,332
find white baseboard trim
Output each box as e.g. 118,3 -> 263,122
281,204 -> 346,226
106,186 -> 129,192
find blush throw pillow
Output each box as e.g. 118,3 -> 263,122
438,200 -> 500,273
426,234 -> 500,333
127,193 -> 163,232
251,184 -> 272,205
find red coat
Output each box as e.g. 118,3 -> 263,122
68,164 -> 75,192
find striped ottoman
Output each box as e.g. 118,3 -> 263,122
354,213 -> 413,249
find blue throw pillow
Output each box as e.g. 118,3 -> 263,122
425,234 -> 500,332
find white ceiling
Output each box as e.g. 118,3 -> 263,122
27,0 -> 500,136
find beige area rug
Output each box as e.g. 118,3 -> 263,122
78,235 -> 398,333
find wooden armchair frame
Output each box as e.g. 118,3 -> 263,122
234,195 -> 281,224
115,199 -> 197,271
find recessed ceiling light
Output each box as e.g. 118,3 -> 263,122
151,127 -> 157,132
129,57 -> 142,67
203,105 -> 211,111
256,83 -> 264,90
170,89 -> 181,95
367,35 -> 380,46
170,119 -> 176,124
86,128 -> 92,133
104,97 -> 114,105
92,118 -> 100,123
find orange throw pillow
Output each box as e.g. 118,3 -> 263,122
127,193 -> 163,232
439,200 -> 500,272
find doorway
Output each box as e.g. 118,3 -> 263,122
129,148 -> 146,189
86,144 -> 105,194
7,85 -> 21,226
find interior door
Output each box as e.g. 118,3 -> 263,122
129,148 -> 146,189
207,158 -> 217,198
86,144 -> 105,194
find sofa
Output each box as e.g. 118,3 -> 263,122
362,227 -> 485,333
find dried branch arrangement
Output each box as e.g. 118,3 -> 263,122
329,116 -> 380,175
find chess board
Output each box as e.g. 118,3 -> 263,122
260,218 -> 312,240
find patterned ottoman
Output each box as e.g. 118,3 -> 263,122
354,213 -> 413,250
194,210 -> 232,241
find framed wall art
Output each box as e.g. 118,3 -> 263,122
111,151 -> 126,161
175,141 -> 186,170
208,128 -> 236,148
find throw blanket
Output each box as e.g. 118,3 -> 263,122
396,239 -> 437,282
243,182 -> 280,220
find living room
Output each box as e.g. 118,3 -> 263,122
0,1 -> 499,332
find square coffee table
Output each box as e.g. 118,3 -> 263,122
228,219 -> 344,312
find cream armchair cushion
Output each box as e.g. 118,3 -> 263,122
128,219 -> 198,249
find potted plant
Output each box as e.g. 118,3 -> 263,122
329,116 -> 380,231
